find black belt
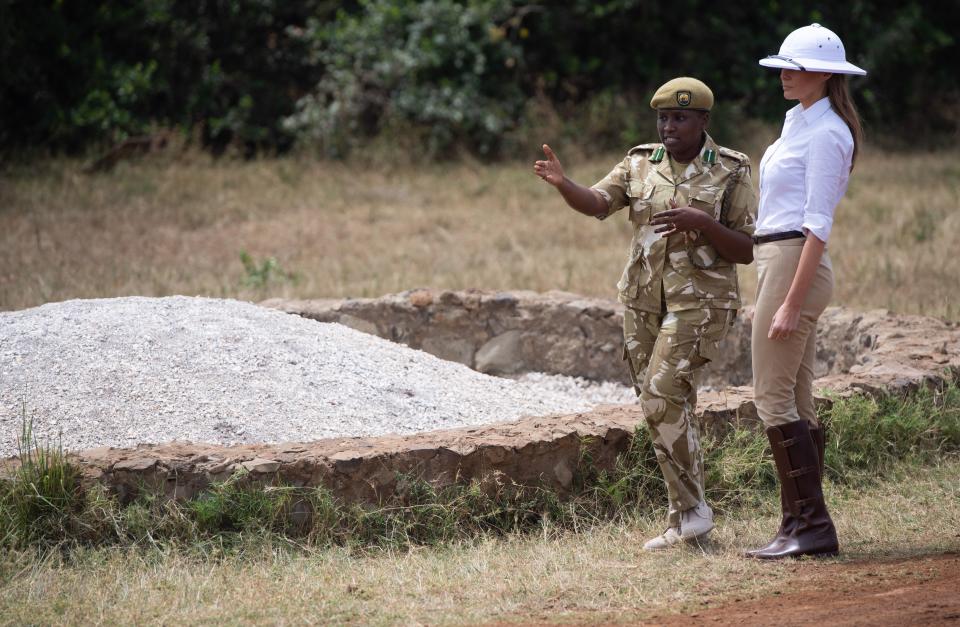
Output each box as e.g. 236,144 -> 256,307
752,230 -> 805,245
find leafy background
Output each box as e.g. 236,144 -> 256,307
1,0 -> 956,158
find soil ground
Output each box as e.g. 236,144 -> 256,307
495,552 -> 960,626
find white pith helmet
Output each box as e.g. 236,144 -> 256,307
759,23 -> 867,76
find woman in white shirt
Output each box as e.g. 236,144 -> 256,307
745,24 -> 866,560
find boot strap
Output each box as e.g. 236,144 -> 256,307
795,496 -> 822,507
778,436 -> 804,448
787,465 -> 817,478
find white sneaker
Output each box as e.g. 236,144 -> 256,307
643,526 -> 683,551
642,501 -> 715,551
680,501 -> 715,539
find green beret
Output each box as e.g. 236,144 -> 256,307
649,77 -> 714,111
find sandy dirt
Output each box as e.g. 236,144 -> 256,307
492,552 -> 960,626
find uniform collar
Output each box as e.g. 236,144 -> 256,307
655,132 -> 720,185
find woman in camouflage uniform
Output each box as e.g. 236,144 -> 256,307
533,77 -> 756,550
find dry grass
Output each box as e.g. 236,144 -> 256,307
2,147 -> 957,625
1,146 -> 958,319
1,460 -> 957,625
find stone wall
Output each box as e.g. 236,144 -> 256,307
41,407 -> 643,506
4,290 -> 957,507
262,289 -> 960,392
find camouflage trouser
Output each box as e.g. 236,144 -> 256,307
623,306 -> 734,527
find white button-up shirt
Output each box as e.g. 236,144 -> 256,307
757,97 -> 853,243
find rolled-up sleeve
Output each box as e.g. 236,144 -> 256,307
801,128 -> 852,243
590,156 -> 631,220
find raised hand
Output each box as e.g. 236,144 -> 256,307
533,144 -> 566,187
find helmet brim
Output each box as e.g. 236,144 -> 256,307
759,57 -> 867,76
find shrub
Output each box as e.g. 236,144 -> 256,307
285,0 -> 525,159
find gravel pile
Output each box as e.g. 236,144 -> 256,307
515,372 -> 639,406
0,297 -> 634,458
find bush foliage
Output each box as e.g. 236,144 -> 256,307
1,1 -> 957,157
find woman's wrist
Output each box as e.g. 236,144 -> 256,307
699,213 -> 721,232
781,295 -> 803,311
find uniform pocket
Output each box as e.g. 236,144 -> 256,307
689,187 -> 723,220
696,310 -> 734,363
691,262 -> 738,301
617,238 -> 643,298
617,239 -> 648,297
668,249 -> 696,278
689,244 -> 720,269
674,310 -> 732,386
627,181 -> 654,225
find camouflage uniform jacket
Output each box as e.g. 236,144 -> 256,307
591,133 -> 757,314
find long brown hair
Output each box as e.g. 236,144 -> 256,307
826,74 -> 863,170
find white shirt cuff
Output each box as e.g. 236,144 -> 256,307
801,217 -> 831,243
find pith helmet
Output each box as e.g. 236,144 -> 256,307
759,23 -> 867,76
649,77 -> 713,111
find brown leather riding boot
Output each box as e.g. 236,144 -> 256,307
744,423 -> 824,558
745,421 -> 838,559
812,423 -> 825,478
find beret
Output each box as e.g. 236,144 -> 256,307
650,77 -> 713,111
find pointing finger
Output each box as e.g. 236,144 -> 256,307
542,144 -> 558,161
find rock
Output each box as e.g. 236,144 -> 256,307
408,289 -> 433,308
337,314 -> 379,336
421,336 -> 475,366
553,459 -> 574,489
113,457 -> 157,472
241,458 -> 280,474
475,330 -> 523,374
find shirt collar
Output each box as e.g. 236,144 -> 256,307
801,97 -> 832,123
786,97 -> 832,126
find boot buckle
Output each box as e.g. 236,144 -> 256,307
787,465 -> 817,478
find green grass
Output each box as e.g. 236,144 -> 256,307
826,383 -> 960,479
2,383 -> 958,554
0,407 -> 81,547
2,462 -> 957,626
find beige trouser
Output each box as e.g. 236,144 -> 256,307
752,239 -> 834,427
624,307 -> 733,526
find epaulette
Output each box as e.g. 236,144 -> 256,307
628,143 -> 665,163
718,146 -> 751,166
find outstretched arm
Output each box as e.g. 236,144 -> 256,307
533,144 -> 608,218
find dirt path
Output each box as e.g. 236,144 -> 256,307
650,552 -> 960,626
492,552 -> 960,626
